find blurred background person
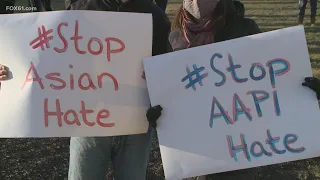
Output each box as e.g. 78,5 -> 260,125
152,0 -> 168,12
28,0 -> 53,11
298,0 -> 318,26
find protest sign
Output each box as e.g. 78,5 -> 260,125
0,11 -> 152,137
143,26 -> 320,179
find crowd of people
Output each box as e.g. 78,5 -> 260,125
0,0 -> 319,179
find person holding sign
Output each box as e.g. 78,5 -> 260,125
64,0 -> 170,180
302,77 -> 320,99
169,0 -> 260,51
155,0 -> 261,178
149,0 -> 256,179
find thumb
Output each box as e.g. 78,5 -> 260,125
154,105 -> 163,111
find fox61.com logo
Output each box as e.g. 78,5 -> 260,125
6,6 -> 37,11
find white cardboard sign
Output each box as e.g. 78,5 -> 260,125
0,11 -> 152,137
144,26 -> 320,179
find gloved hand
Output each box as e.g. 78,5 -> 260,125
146,105 -> 163,128
302,77 -> 320,100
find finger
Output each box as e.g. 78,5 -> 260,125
0,75 -> 7,80
0,70 -> 7,75
302,81 -> 313,88
153,105 -> 163,111
305,77 -> 314,82
302,82 -> 307,86
302,82 -> 317,92
305,77 -> 320,84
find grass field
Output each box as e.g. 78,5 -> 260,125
1,0 -> 320,180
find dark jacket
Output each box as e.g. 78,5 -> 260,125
0,0 -> 15,14
214,0 -> 261,42
169,0 -> 261,51
65,0 -> 171,56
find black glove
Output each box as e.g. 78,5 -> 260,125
146,105 -> 163,128
302,77 -> 320,100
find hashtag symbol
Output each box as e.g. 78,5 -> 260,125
181,64 -> 208,91
29,25 -> 54,51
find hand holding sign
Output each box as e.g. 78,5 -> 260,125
0,65 -> 9,91
146,105 -> 163,128
0,65 -> 8,80
302,77 -> 320,99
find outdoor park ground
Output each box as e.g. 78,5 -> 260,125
1,0 -> 320,179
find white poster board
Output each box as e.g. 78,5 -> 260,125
143,26 -> 320,179
0,11 -> 152,137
